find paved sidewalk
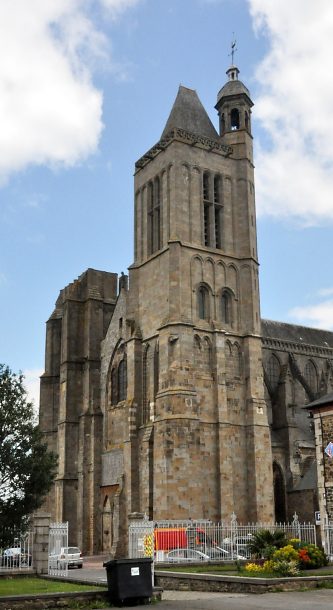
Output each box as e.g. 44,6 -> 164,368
98,588 -> 333,609
65,558 -> 333,609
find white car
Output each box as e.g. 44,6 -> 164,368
0,547 -> 32,567
49,546 -> 83,569
166,548 -> 209,563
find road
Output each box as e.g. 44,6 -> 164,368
66,557 -> 333,609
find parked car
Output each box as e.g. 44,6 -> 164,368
0,547 -> 32,567
222,536 -> 252,558
202,547 -> 230,560
166,548 -> 210,563
196,545 -> 246,561
49,546 -> 83,569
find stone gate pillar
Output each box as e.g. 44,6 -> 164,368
33,512 -> 51,574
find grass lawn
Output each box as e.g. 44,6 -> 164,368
160,564 -> 239,575
0,577 -> 107,597
160,564 -> 333,578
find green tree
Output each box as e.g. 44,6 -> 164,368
0,364 -> 57,533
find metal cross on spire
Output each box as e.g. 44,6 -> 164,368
229,35 -> 237,65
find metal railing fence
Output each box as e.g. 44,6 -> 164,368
0,527 -> 33,570
151,513 -> 316,563
323,524 -> 333,559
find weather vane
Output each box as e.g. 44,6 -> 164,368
229,35 -> 237,65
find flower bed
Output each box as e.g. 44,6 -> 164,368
244,537 -> 328,577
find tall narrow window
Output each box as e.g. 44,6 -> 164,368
204,204 -> 209,246
214,175 -> 220,203
203,172 -> 209,200
202,172 -> 223,249
154,343 -> 159,400
118,358 -> 127,402
198,285 -> 209,320
147,182 -> 154,255
214,207 -> 221,249
111,367 -> 117,405
231,108 -> 240,130
154,177 -> 161,251
147,177 -> 161,255
221,290 -> 231,324
142,346 -> 150,423
266,354 -> 280,391
305,360 -> 317,393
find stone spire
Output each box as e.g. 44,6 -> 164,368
161,85 -> 219,140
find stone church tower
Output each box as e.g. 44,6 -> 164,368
43,64 -> 333,555
97,65 -> 275,554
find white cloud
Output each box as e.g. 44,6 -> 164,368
248,0 -> 333,225
100,0 -> 141,19
318,287 -> 333,298
289,299 -> 333,330
0,0 -> 140,184
23,368 -> 43,413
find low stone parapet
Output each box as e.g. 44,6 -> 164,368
155,569 -> 333,593
0,586 -> 163,609
0,590 -> 109,610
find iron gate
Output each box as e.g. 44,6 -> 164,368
48,522 -> 69,576
128,518 -> 154,585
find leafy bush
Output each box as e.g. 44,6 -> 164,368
269,559 -> 300,577
245,541 -> 328,577
272,544 -> 299,563
244,562 -> 265,573
244,556 -> 300,577
297,543 -> 328,569
247,529 -> 288,559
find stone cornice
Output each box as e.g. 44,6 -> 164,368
135,128 -> 233,171
262,336 -> 333,357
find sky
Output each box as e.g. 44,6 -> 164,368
1,0 -> 333,408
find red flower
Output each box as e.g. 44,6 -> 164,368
298,549 -> 310,563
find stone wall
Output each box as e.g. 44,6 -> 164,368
155,570 -> 333,594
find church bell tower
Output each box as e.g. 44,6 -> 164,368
125,61 -> 274,524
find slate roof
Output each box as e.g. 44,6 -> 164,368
292,461 -> 317,491
161,85 -> 219,140
261,319 -> 333,349
303,391 -> 333,410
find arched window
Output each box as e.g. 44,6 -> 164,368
221,290 -> 232,324
118,358 -> 127,402
273,462 -> 286,523
111,367 -> 117,405
230,108 -> 240,130
203,336 -> 212,369
266,354 -> 280,391
198,285 -> 209,320
233,343 -> 241,377
305,360 -> 317,393
142,346 -> 150,424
